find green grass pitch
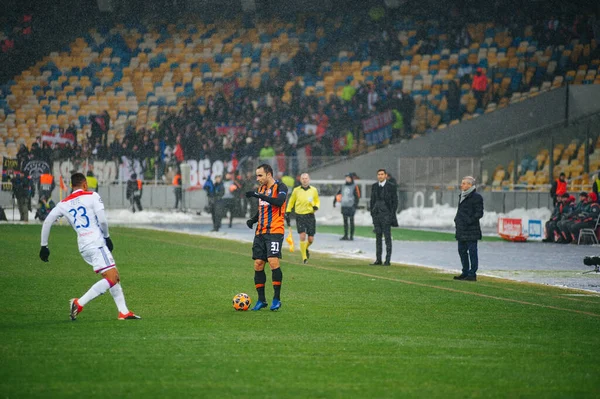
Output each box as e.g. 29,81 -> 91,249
1,225 -> 599,398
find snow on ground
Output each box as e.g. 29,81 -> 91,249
396,204 -> 552,229
107,209 -> 207,225
6,206 -> 599,294
4,203 -> 552,230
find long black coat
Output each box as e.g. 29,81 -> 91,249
370,182 -> 399,227
454,190 -> 484,241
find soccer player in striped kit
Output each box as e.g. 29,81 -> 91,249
39,173 -> 140,321
245,164 -> 288,311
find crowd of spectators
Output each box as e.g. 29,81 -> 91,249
17,72 -> 415,182
5,1 -> 600,184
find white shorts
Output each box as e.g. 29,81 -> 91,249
80,246 -> 116,274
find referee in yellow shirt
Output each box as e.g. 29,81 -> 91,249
286,173 -> 320,263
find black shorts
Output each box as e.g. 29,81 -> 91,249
252,234 -> 284,260
296,213 -> 316,236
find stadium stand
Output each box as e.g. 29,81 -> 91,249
1,5 -> 599,186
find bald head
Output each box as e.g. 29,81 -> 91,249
300,173 -> 310,188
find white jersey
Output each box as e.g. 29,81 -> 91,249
41,189 -> 110,252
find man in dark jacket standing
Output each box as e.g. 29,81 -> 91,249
11,172 -> 34,221
126,173 -> 143,213
454,176 -> 484,281
370,169 -> 398,266
207,175 -> 225,232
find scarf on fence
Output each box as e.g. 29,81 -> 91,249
460,186 -> 476,203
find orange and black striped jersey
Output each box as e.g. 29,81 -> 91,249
255,180 -> 288,235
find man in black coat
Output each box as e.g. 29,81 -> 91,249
126,174 -> 143,213
454,176 -> 484,281
370,169 -> 398,266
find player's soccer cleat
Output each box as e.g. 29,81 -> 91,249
270,299 -> 281,311
69,298 -> 83,321
251,300 -> 268,311
118,312 -> 141,320
306,248 -> 310,259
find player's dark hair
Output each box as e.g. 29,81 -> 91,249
377,168 -> 387,174
257,163 -> 273,177
71,172 -> 87,188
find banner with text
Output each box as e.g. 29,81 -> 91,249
362,110 -> 393,146
1,158 -> 19,191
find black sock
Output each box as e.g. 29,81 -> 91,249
272,267 -> 283,300
254,270 -> 267,302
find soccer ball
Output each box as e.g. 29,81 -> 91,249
232,293 -> 251,311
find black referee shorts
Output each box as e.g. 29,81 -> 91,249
296,213 -> 316,236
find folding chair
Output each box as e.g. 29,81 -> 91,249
578,214 -> 600,245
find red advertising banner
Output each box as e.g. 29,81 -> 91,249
497,217 -> 527,242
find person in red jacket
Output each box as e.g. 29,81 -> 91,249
550,173 -> 568,205
471,67 -> 488,110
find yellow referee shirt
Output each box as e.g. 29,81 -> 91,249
286,186 -> 320,215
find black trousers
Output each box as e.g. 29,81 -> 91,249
130,196 -> 142,212
458,240 -> 478,276
210,200 -> 223,230
373,217 -> 392,262
222,198 -> 236,226
545,220 -> 559,241
342,206 -> 355,238
174,188 -> 182,209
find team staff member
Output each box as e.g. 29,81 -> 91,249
39,172 -> 55,199
550,172 -> 567,206
173,169 -> 182,210
370,169 -> 398,266
126,173 -> 143,213
453,176 -> 484,281
334,173 -> 360,241
285,173 -> 320,264
245,164 -> 288,311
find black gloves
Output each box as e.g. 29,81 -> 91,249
105,237 -> 114,252
285,213 -> 291,227
312,206 -> 319,211
246,219 -> 254,229
245,191 -> 260,198
40,246 -> 50,262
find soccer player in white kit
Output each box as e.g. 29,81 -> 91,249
39,173 -> 140,321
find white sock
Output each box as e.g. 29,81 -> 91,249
79,279 -> 111,307
109,283 -> 129,314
